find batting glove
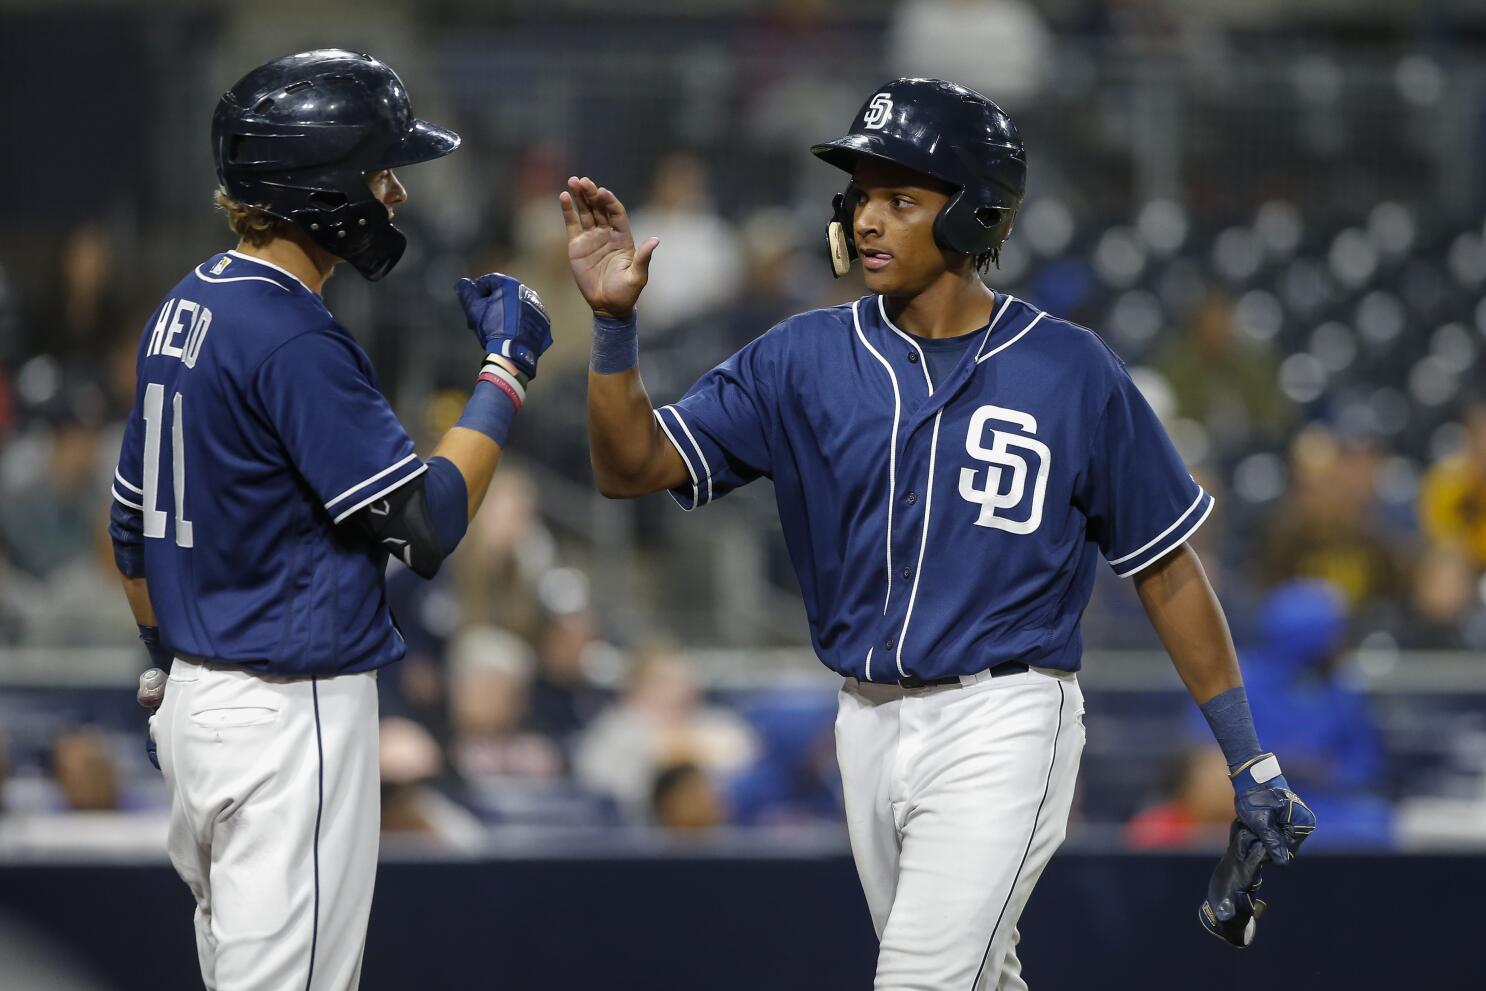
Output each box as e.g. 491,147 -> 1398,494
135,625 -> 171,771
137,666 -> 167,771
454,273 -> 553,381
1230,752 -> 1317,865
1199,820 -> 1269,948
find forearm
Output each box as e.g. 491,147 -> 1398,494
587,365 -> 678,497
120,575 -> 157,626
431,426 -> 501,518
1134,543 -> 1242,705
587,313 -> 687,497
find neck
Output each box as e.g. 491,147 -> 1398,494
234,230 -> 338,294
884,270 -> 996,339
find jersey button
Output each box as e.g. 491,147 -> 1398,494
905,491 -> 917,504
901,566 -> 912,579
907,352 -> 920,363
884,638 -> 895,650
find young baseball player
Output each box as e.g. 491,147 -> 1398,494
108,51 -> 552,989
565,78 -> 1314,988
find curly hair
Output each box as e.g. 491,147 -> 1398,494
212,189 -> 290,246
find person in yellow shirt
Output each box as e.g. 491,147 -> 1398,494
1420,403 -> 1486,567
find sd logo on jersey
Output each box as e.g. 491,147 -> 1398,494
958,404 -> 1050,535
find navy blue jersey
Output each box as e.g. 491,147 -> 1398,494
655,294 -> 1212,681
111,251 -> 423,675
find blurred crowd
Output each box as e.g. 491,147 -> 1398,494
5,0 -> 1486,853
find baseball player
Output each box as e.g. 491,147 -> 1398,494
108,51 -> 552,989
564,78 -> 1314,988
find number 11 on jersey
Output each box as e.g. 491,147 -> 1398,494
141,382 -> 194,548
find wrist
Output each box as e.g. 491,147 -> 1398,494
593,306 -> 635,321
1229,752 -> 1285,794
137,624 -> 172,669
1198,686 -> 1263,772
591,311 -> 639,374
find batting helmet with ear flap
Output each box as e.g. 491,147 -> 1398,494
811,78 -> 1026,277
212,50 -> 460,282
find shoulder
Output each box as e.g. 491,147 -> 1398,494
719,300 -> 859,370
1013,300 -> 1130,394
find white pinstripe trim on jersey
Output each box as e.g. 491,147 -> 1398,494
114,469 -> 143,495
111,486 -> 144,511
194,265 -> 292,292
977,310 -> 1046,364
667,406 -> 714,506
894,408 -> 943,676
973,293 -> 1020,362
877,296 -> 935,394
1113,493 -> 1215,579
653,407 -> 702,512
330,462 -> 428,524
851,299 -> 902,614
1107,485 -> 1208,566
226,250 -> 315,293
325,453 -> 421,512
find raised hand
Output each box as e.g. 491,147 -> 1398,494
560,176 -> 659,319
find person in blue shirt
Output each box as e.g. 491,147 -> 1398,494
107,51 -> 552,989
564,78 -> 1315,984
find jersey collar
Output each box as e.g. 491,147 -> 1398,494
871,292 -> 1040,368
225,249 -> 316,294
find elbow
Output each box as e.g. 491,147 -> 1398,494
596,476 -> 645,500
591,462 -> 653,500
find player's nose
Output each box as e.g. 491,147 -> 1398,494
386,172 -> 407,208
854,199 -> 882,242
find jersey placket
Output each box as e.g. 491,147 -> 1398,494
878,324 -> 944,680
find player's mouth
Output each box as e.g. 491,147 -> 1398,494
861,248 -> 894,271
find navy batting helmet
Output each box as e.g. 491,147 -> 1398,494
811,78 -> 1025,277
212,50 -> 460,281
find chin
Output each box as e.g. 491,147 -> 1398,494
862,268 -> 923,297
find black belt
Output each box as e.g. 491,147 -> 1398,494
896,660 -> 1029,689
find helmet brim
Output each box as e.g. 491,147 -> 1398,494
810,134 -> 958,191
377,119 -> 461,169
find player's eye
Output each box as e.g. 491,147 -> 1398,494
892,196 -> 913,209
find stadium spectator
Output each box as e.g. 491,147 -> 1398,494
50,727 -> 119,813
1235,580 -> 1392,846
1257,425 -> 1408,613
453,466 -> 557,644
574,640 -> 756,818
0,383 -> 109,581
447,626 -> 563,783
1419,402 -> 1486,568
1406,545 -> 1483,648
1154,290 -> 1293,463
528,605 -> 615,749
725,691 -> 841,826
1124,746 -> 1234,850
379,717 -> 486,852
887,0 -> 1053,106
627,153 -> 742,333
651,761 -> 725,832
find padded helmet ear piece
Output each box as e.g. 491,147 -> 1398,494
826,190 -> 860,279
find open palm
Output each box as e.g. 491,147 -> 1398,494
560,176 -> 659,319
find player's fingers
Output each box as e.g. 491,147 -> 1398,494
567,177 -> 596,230
1258,830 -> 1290,865
453,277 -> 481,308
589,185 -> 614,230
559,191 -> 583,240
597,187 -> 633,237
632,236 -> 660,276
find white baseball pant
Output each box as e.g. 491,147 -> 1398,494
835,666 -> 1085,990
154,657 -> 380,990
